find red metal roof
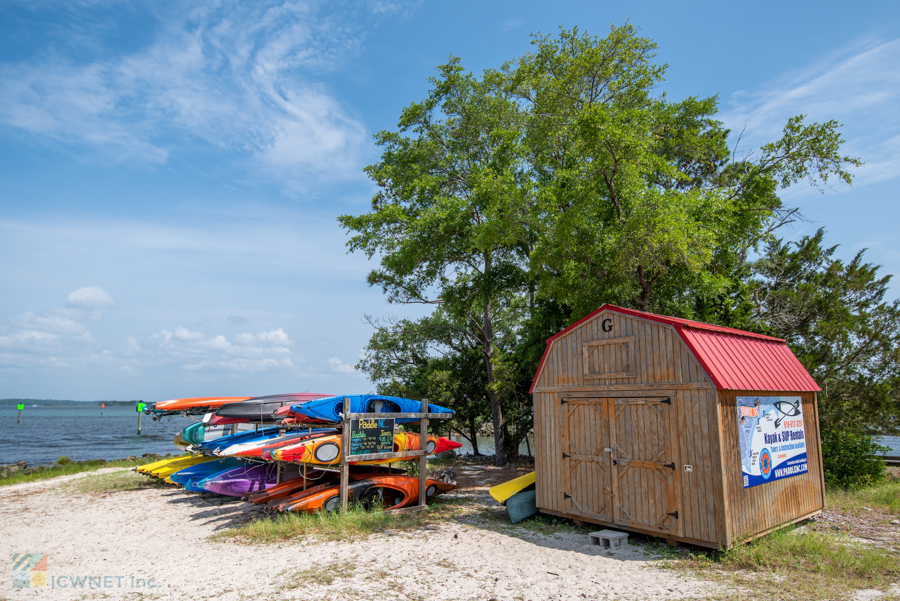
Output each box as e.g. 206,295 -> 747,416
529,304 -> 820,393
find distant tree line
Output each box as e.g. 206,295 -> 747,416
0,399 -> 141,407
340,25 -> 898,473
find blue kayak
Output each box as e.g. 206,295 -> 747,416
169,458 -> 245,485
192,427 -> 280,455
289,395 -> 453,424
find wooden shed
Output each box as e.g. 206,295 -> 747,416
530,304 -> 824,549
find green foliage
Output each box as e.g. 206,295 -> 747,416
343,24 -> 865,466
0,457 -> 155,487
747,229 -> 900,436
57,455 -> 72,465
821,427 -> 888,489
827,478 -> 900,514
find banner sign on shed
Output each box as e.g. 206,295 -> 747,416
349,418 -> 394,456
737,396 -> 808,488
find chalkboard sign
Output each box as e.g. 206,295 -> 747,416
349,418 -> 394,456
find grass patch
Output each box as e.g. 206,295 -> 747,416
215,495 -> 475,545
215,503 -> 427,544
0,457 -> 164,488
280,560 -> 356,589
826,480 -> 900,514
64,470 -> 166,495
56,455 -> 72,465
670,525 -> 900,600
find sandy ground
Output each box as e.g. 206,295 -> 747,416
1,464 -> 708,601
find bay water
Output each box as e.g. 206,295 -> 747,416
1,405 -> 192,465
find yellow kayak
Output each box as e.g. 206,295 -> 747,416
489,471 -> 535,504
146,456 -> 210,479
136,454 -> 196,474
136,456 -> 184,474
151,457 -> 215,480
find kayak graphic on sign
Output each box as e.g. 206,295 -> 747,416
737,396 -> 808,488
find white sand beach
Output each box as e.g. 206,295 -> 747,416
1,467 -> 707,600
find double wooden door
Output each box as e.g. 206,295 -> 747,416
561,396 -> 679,536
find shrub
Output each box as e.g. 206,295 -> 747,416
57,455 -> 72,465
821,427 -> 887,489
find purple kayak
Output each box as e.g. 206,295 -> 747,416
200,462 -> 300,497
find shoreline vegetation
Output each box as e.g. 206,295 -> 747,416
0,454 -> 177,487
1,399 -> 140,406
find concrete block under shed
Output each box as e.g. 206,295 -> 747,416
589,529 -> 629,549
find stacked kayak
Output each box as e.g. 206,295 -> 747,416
134,392 -> 461,515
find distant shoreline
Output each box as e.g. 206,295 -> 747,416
0,399 -> 141,407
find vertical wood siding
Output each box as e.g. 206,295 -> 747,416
531,310 -> 823,548
719,390 -> 825,544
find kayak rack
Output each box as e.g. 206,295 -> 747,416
337,396 -> 452,513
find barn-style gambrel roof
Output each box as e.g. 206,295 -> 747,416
529,304 -> 821,393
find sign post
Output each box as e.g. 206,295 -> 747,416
101,403 -> 105,416
17,403 -> 24,423
136,402 -> 146,435
338,397 -> 451,514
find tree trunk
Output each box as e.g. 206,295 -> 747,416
482,252 -> 507,466
468,416 -> 480,456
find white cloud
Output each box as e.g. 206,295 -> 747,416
0,309 -> 96,371
0,2 -> 375,186
236,328 -> 294,346
67,286 -> 115,311
500,17 -> 525,34
328,355 -> 359,375
144,325 -> 299,375
721,37 -> 900,189
172,327 -> 204,342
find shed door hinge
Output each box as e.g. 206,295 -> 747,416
668,511 -> 679,519
560,399 -> 568,405
660,397 -> 671,405
562,453 -> 570,459
664,462 -> 675,470
564,493 -> 572,500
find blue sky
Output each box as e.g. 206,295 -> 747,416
1,0 -> 898,402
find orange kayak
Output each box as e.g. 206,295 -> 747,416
150,397 -> 253,415
246,467 -> 406,504
271,432 -> 461,465
271,475 -> 457,513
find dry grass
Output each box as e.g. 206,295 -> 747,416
279,560 -> 357,589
